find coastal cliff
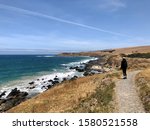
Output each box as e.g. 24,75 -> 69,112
2,46 -> 150,113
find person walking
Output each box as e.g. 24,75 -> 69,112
121,57 -> 128,79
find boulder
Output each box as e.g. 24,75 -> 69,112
69,66 -> 78,70
62,78 -> 67,81
6,88 -> 20,98
52,80 -> 59,85
0,99 -> 6,105
83,71 -> 90,76
54,76 -> 59,81
0,89 -> 28,112
70,75 -> 78,80
0,91 -> 6,98
29,81 -> 34,85
41,86 -> 46,89
27,86 -> 36,89
47,84 -> 53,89
83,71 -> 94,76
6,88 -> 28,99
75,66 -> 85,72
48,80 -> 53,82
0,98 -> 22,112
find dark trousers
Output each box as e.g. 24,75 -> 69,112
122,68 -> 127,77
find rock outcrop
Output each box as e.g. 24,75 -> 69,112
0,88 -> 28,112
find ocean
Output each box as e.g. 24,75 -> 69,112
0,55 -> 96,97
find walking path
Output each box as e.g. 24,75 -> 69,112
115,71 -> 145,113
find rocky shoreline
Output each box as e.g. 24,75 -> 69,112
0,56 -> 111,112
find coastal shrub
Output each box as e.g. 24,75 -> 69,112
127,58 -> 150,70
127,53 -> 150,59
119,53 -> 127,57
135,69 -> 150,112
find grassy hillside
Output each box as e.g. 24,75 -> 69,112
135,68 -> 150,112
59,46 -> 150,57
7,71 -> 121,113
127,53 -> 150,58
7,45 -> 150,113
8,73 -> 117,113
67,73 -> 119,113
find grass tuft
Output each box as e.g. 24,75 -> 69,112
135,68 -> 150,112
67,77 -> 115,113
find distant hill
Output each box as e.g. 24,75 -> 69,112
59,46 -> 150,56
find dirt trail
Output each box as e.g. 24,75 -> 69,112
115,71 -> 145,113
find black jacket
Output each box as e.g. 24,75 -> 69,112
121,59 -> 128,69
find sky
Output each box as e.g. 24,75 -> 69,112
0,0 -> 150,54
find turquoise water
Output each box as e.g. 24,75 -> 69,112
0,55 -> 91,85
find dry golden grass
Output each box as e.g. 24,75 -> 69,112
60,46 -> 150,57
128,58 -> 150,70
105,54 -> 150,71
67,75 -> 117,113
135,68 -> 150,112
8,74 -> 105,113
113,46 -> 150,55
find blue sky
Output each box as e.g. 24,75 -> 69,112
0,0 -> 150,54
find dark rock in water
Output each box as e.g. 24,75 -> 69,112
20,92 -> 28,97
83,71 -> 89,76
37,79 -> 40,81
74,75 -> 78,78
47,84 -> 53,89
7,88 -> 20,98
69,66 -> 74,69
29,81 -> 34,85
48,80 -> 53,82
70,75 -> 78,80
0,88 -> 28,112
0,91 -> 6,98
52,80 -> 59,85
62,78 -> 67,81
42,78 -> 44,80
69,65 -> 86,72
76,68 -> 84,72
27,86 -> 36,89
76,66 -> 85,72
69,66 -> 78,69
54,77 -> 59,81
83,71 -> 94,76
7,88 -> 28,99
41,86 -> 46,89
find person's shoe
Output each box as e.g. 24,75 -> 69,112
123,77 -> 127,79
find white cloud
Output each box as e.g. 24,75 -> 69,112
0,34 -> 96,50
0,33 -> 114,51
0,33 -> 149,53
98,0 -> 126,12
